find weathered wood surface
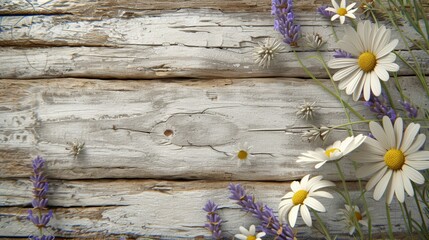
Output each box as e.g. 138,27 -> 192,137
1,78 -> 428,181
0,180 -> 422,239
1,0 -> 429,239
0,9 -> 427,79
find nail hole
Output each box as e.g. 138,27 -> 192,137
164,129 -> 174,137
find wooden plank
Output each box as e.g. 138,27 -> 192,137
0,46 -> 426,79
0,0 -> 330,17
1,78 -> 428,181
0,179 -> 423,238
0,11 -> 423,49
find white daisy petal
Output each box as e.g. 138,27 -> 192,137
401,123 -> 420,152
406,151 -> 429,162
331,14 -> 340,21
373,170 -> 392,201
333,65 -> 359,81
356,161 -> 386,178
328,58 -> 358,69
239,226 -> 250,235
374,65 -> 389,81
365,166 -> 387,190
386,180 -> 395,204
376,39 -> 399,58
310,191 -> 333,198
304,197 -> 326,212
288,205 -> 300,227
331,0 -> 339,9
340,0 -> 346,8
379,62 -> 400,72
235,234 -> 247,240
369,121 -> 390,150
364,137 -> 387,154
340,16 -> 345,24
290,181 -> 301,192
394,117 -> 404,149
378,53 -> 396,64
404,134 -> 426,155
300,205 -> 312,227
406,160 -> 429,170
382,116 -> 396,148
401,170 -> 414,196
370,71 -> 382,96
363,73 -> 371,101
402,164 -> 425,184
393,171 -> 405,203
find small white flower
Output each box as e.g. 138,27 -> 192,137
328,21 -> 399,101
231,142 -> 255,167
353,116 -> 429,204
279,174 -> 335,227
326,0 -> 358,24
296,101 -> 319,120
297,134 -> 366,168
304,33 -> 325,50
339,204 -> 368,235
253,38 -> 284,68
235,225 -> 266,240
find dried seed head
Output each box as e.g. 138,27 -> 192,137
253,38 -> 284,68
66,140 -> 85,159
301,125 -> 330,142
296,101 -> 319,120
305,33 -> 325,50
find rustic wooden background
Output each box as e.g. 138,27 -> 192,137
1,0 -> 428,239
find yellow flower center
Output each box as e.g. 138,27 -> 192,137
247,236 -> 256,240
354,211 -> 363,221
384,149 -> 405,170
292,190 -> 308,205
337,7 -> 347,16
237,150 -> 248,160
358,52 -> 377,72
325,148 -> 340,158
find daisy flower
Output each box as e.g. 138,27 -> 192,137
234,225 -> 266,240
339,204 -> 368,235
297,134 -> 366,168
231,142 -> 255,167
279,174 -> 335,227
328,21 -> 400,101
354,116 -> 429,204
326,0 -> 358,24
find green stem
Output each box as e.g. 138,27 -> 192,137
386,203 -> 395,239
399,202 -> 413,237
335,161 -> 364,238
312,209 -> 333,240
316,52 -> 355,135
293,51 -> 365,121
354,162 -> 372,239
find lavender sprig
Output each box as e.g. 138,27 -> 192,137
399,100 -> 418,118
317,5 -> 334,18
333,49 -> 353,58
272,0 -> 301,47
203,200 -> 223,240
27,156 -> 54,239
364,93 -> 397,122
228,183 -> 295,240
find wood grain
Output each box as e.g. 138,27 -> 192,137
1,78 -> 428,181
0,179 -> 423,239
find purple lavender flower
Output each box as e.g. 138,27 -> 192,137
364,92 -> 397,122
272,0 -> 301,47
333,49 -> 353,58
228,183 -> 295,240
317,6 -> 334,18
29,236 -> 55,240
27,210 -> 53,229
203,200 -> 223,240
399,100 -> 418,118
28,156 -> 54,238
